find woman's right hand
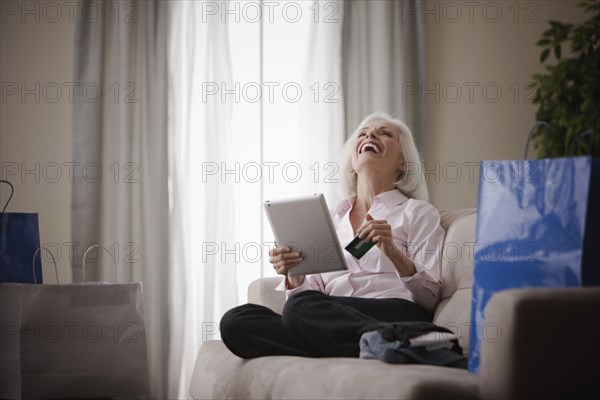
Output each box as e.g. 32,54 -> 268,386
269,245 -> 305,289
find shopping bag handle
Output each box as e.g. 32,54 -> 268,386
0,180 -> 14,213
524,121 -> 551,159
32,247 -> 59,284
82,244 -> 117,284
568,129 -> 595,156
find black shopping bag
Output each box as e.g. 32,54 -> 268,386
469,124 -> 599,373
0,181 -> 42,283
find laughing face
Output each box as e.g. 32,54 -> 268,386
351,119 -> 404,183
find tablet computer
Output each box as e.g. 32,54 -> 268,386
263,193 -> 349,276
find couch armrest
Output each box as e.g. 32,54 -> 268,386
247,277 -> 286,314
479,287 -> 600,400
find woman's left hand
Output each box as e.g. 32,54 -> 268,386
356,214 -> 399,260
357,214 -> 417,277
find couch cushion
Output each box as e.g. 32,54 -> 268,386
248,277 -> 286,314
190,340 -> 479,400
433,290 -> 472,356
434,209 -> 477,355
438,209 -> 477,300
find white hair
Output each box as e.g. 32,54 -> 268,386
337,112 -> 429,201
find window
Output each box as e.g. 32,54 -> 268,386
226,1 -> 345,302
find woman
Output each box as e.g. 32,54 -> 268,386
220,112 -> 445,358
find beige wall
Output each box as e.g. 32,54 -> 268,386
1,2 -> 75,283
426,0 -> 588,210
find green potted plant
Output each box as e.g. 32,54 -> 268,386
531,0 -> 600,157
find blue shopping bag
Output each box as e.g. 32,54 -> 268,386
0,181 -> 43,283
469,124 -> 600,373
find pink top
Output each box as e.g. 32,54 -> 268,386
275,189 -> 445,313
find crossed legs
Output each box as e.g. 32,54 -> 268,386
220,290 -> 431,358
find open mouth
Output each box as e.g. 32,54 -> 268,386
359,141 -> 381,154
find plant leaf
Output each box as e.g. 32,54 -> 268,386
549,20 -> 564,29
554,45 -> 562,59
536,38 -> 551,46
540,48 -> 551,63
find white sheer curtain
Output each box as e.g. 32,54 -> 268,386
167,2 -> 239,398
167,1 -> 344,398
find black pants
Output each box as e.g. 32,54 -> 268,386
219,290 -> 432,359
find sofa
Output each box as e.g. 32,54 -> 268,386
190,209 -> 600,399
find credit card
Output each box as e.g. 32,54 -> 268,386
344,235 -> 376,259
